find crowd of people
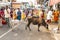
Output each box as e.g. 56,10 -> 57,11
0,6 -> 60,27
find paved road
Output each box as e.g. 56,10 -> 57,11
0,22 -> 57,40
0,25 -> 10,36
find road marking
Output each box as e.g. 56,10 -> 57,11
0,24 -> 19,39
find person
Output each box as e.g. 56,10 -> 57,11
0,8 -> 4,18
10,8 -> 13,18
4,6 -> 10,27
33,9 -> 38,17
38,9 -> 43,18
15,8 -> 18,16
41,10 -> 45,19
58,11 -> 60,30
0,9 -> 4,27
53,10 -> 59,23
21,11 -> 26,20
47,9 -> 53,23
12,9 -> 17,20
27,10 -> 32,17
24,9 -> 29,17
17,8 -> 21,20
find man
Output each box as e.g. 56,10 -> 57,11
47,9 -> 53,23
17,8 -> 21,20
4,6 -> 10,27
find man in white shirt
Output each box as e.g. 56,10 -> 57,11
47,10 -> 53,23
4,6 -> 10,27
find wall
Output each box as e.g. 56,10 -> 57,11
12,3 -> 20,8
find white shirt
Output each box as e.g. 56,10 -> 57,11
4,8 -> 10,18
47,11 -> 52,20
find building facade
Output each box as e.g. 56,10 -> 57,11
0,0 -> 45,8
0,0 -> 11,8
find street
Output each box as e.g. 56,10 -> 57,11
0,21 -> 57,40
0,0 -> 60,40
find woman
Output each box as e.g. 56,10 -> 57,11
21,11 -> 26,20
13,9 -> 17,20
